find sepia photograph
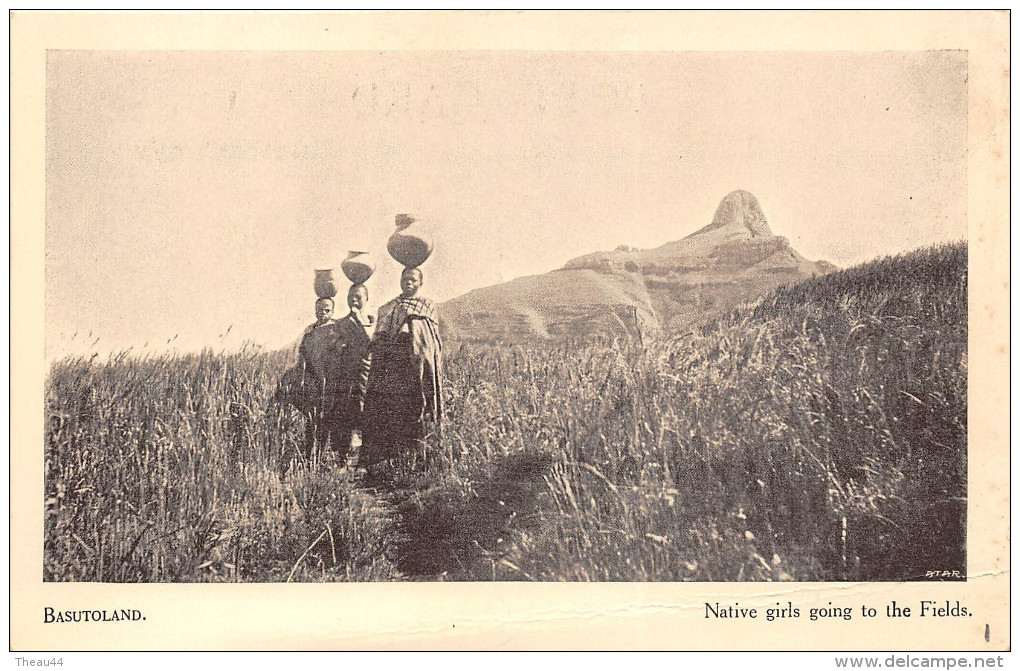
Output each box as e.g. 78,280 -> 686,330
12,10 -> 1009,651
43,47 -> 969,585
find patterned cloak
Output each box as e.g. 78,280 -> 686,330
361,295 -> 443,464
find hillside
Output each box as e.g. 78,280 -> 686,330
441,190 -> 835,342
45,242 -> 966,583
429,242 -> 967,581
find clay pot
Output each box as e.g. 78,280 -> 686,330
341,251 -> 376,284
313,269 -> 339,299
387,214 -> 434,268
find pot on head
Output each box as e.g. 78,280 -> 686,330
387,214 -> 434,268
314,269 -> 339,299
341,251 -> 376,285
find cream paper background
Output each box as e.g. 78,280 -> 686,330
10,11 -> 1009,651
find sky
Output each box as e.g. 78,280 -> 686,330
45,50 -> 968,359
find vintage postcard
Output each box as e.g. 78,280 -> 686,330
10,11 -> 1009,651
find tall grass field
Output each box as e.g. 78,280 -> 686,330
45,243 -> 967,582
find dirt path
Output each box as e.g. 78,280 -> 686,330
355,450 -> 555,581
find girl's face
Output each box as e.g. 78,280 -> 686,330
400,270 -> 422,297
348,287 -> 367,311
315,299 -> 334,323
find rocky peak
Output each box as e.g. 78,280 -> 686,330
442,189 -> 835,344
693,190 -> 774,238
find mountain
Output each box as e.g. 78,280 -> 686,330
440,190 -> 836,342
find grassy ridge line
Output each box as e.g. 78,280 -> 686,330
454,242 -> 966,580
44,242 -> 967,581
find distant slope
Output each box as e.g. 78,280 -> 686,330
441,190 -> 835,342
441,268 -> 657,342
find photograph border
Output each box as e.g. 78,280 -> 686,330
11,10 -> 1010,651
